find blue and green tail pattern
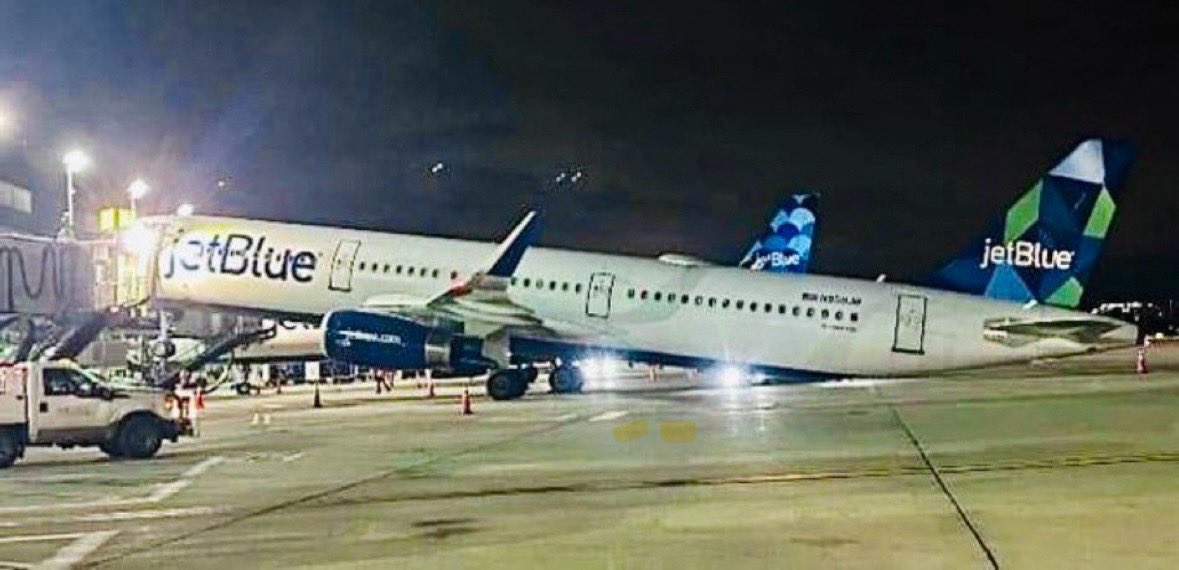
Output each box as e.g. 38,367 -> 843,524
929,139 -> 1135,308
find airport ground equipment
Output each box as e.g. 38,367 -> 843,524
0,361 -> 192,468
150,324 -> 277,390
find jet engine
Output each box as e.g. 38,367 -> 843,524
321,310 -> 489,373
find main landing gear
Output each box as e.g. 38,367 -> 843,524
548,364 -> 584,394
486,366 -> 537,401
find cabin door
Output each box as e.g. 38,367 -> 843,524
892,294 -> 928,354
328,240 -> 362,292
585,272 -> 615,318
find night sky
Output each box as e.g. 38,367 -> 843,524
0,1 -> 1175,302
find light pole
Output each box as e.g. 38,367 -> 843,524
61,149 -> 91,239
127,178 -> 149,219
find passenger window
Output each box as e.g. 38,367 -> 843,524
850,313 -> 859,322
806,307 -> 815,318
383,264 -> 391,273
694,296 -> 703,306
43,369 -> 79,397
450,270 -> 458,280
708,297 -> 716,308
640,290 -> 649,300
765,304 -> 772,313
562,282 -> 569,292
653,291 -> 662,301
749,302 -> 758,312
821,309 -> 830,319
680,294 -> 689,304
358,262 -> 367,271
536,279 -> 545,289
575,283 -> 583,293
667,292 -> 676,303
627,289 -> 636,299
523,278 -> 531,287
721,298 -> 730,309
406,267 -> 415,276
778,304 -> 786,314
736,300 -> 745,309
549,281 -> 557,290
792,306 -> 801,317
835,311 -> 844,321
431,269 -> 439,279
396,265 -> 403,274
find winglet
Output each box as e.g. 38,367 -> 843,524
486,210 -> 541,278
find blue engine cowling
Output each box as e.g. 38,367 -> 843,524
322,310 -> 489,373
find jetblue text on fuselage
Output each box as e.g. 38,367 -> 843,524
162,233 -> 317,283
977,238 -> 1074,271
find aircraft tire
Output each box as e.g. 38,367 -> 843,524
99,439 -> 124,458
549,366 -> 584,394
487,370 -> 525,401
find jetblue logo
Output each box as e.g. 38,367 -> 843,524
162,233 -> 317,283
750,251 -> 801,270
978,238 -> 1074,270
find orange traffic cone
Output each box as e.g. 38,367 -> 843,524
460,387 -> 473,415
1136,348 -> 1149,375
426,380 -> 436,399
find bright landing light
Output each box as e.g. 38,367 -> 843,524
176,203 -> 195,216
578,356 -> 620,380
717,365 -> 746,388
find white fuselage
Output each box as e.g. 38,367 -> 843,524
146,216 -> 1135,378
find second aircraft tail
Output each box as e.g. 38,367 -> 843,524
739,192 -> 819,274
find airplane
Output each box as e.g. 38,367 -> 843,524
133,138 -> 1137,401
223,194 -> 823,365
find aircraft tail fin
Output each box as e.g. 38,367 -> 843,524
928,139 -> 1135,308
739,192 -> 819,274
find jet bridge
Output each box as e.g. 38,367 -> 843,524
0,233 -> 93,316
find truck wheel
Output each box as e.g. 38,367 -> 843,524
0,430 -> 18,468
99,440 -> 124,458
117,416 -> 163,459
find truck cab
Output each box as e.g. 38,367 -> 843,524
0,361 -> 192,468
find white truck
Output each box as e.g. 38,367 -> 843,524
0,361 -> 192,468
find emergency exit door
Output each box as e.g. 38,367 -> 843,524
892,294 -> 928,354
585,272 -> 615,318
328,240 -> 362,292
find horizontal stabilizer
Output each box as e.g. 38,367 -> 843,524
984,317 -> 1126,343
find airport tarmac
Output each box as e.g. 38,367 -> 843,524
1,346 -> 1178,569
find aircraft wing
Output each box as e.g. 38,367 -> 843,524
984,317 -> 1125,343
360,210 -> 551,338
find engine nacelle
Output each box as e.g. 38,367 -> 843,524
321,310 -> 488,372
